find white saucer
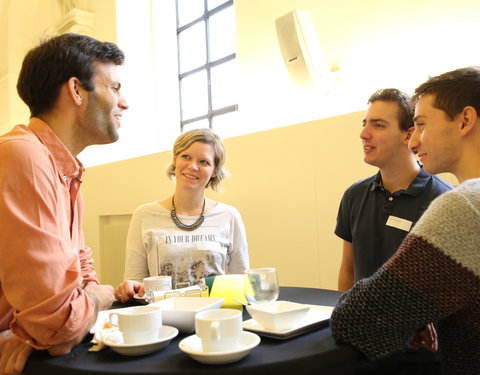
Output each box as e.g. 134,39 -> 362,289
104,325 -> 178,356
133,293 -> 146,300
179,331 -> 260,365
133,293 -> 149,304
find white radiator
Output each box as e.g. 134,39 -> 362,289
100,215 -> 132,288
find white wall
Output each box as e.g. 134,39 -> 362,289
234,0 -> 480,137
78,0 -> 480,167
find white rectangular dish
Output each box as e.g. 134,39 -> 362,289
242,304 -> 333,339
151,297 -> 224,333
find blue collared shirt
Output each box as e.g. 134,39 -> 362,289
335,168 -> 453,282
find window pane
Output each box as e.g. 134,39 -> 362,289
183,121 -> 210,132
178,22 -> 206,73
209,6 -> 236,61
208,0 -> 228,11
177,0 -> 204,27
180,70 -> 208,120
211,59 -> 237,110
211,111 -> 239,139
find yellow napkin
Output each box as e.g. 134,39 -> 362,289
204,275 -> 248,310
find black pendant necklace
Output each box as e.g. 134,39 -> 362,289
170,195 -> 205,231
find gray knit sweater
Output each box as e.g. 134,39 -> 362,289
330,178 -> 480,374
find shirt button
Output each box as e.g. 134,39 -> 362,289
62,175 -> 67,181
388,197 -> 393,201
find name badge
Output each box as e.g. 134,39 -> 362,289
386,215 -> 412,232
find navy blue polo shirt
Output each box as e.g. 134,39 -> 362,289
335,168 -> 452,282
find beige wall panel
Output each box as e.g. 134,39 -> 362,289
212,122 -> 320,287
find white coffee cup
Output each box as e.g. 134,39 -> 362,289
143,276 -> 172,292
195,308 -> 242,352
109,305 -> 163,344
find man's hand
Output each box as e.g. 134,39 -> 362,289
83,283 -> 115,311
114,280 -> 144,303
408,323 -> 438,353
48,283 -> 115,357
0,330 -> 33,375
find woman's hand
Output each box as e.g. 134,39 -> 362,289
114,280 -> 144,303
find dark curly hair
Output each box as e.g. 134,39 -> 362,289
17,33 -> 125,117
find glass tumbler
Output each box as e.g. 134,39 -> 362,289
244,267 -> 279,304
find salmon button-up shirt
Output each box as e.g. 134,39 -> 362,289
0,118 -> 98,349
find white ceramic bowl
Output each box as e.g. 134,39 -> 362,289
246,300 -> 310,331
152,297 -> 224,333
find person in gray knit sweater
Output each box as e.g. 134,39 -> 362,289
330,66 -> 480,375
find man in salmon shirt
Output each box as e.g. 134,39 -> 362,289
0,33 -> 129,373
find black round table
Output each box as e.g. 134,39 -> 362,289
24,287 -> 368,375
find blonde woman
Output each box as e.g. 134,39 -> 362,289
114,129 -> 249,302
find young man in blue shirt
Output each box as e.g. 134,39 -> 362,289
336,88 -> 452,292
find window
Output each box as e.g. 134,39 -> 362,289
176,0 -> 237,133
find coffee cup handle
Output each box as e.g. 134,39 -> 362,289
210,321 -> 221,340
108,312 -> 119,328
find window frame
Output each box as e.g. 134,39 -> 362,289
176,0 -> 237,131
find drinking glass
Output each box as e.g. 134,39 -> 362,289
244,267 -> 279,304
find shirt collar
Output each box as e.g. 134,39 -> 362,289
28,118 -> 84,181
370,166 -> 430,197
370,171 -> 383,192
403,167 -> 430,196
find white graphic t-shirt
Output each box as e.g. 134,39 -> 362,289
123,201 -> 249,287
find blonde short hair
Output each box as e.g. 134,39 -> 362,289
166,128 -> 227,191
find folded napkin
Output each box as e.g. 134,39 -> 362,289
89,321 -> 118,352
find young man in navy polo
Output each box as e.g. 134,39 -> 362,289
336,88 -> 452,292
